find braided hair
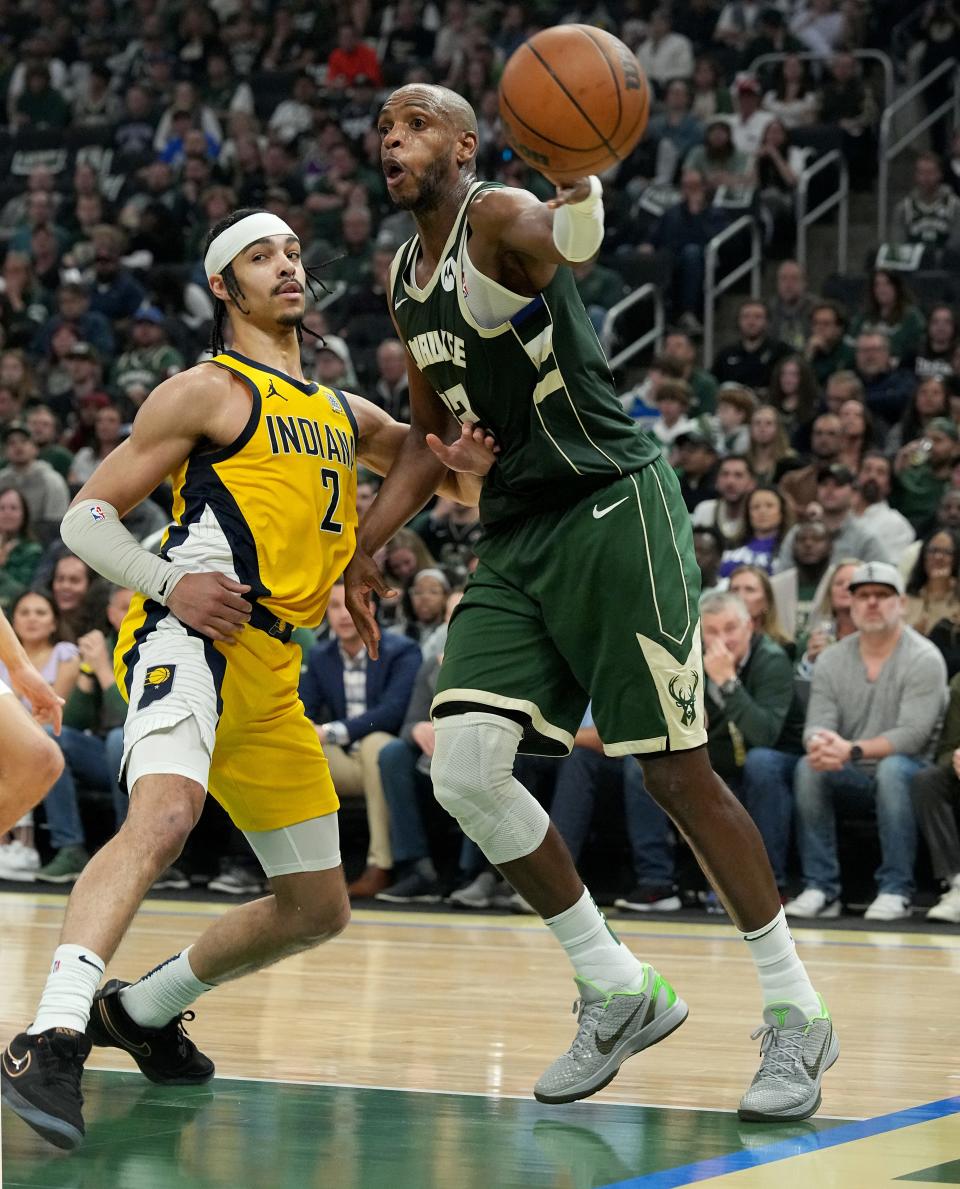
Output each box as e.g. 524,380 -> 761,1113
203,207 -> 335,356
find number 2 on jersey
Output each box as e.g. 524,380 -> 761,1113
320,468 -> 343,534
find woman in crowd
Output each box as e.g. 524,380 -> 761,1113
851,269 -> 926,366
745,403 -> 800,484
905,527 -> 960,677
0,590 -> 80,881
763,55 -> 818,128
755,119 -> 808,256
728,564 -> 793,648
68,404 -> 125,487
721,486 -> 794,577
767,353 -> 821,439
0,348 -> 40,406
690,55 -> 733,123
885,375 -> 949,457
796,558 -> 861,679
0,486 -> 41,609
42,322 -> 82,408
683,116 -> 753,190
837,397 -> 876,475
914,305 -> 957,380
377,528 -> 436,631
50,553 -> 108,643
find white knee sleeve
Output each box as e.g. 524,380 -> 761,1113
431,712 -> 550,865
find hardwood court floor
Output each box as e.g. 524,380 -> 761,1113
2,891 -> 960,1187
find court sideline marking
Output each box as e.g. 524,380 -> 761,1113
595,1096 -> 960,1188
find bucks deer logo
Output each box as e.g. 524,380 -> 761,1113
668,671 -> 699,727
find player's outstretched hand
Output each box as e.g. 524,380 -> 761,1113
546,179 -> 593,209
10,665 -> 64,734
425,422 -> 500,475
167,572 -> 252,644
343,548 -> 397,660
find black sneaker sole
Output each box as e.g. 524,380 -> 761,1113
88,981 -> 215,1086
1,1078 -> 83,1150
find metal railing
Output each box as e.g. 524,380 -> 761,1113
748,50 -> 894,115
601,282 -> 664,372
877,57 -> 960,241
796,150 -> 849,273
703,216 -> 762,366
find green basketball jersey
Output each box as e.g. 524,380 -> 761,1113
389,181 -> 660,528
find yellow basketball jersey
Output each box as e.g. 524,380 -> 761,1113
163,350 -> 359,629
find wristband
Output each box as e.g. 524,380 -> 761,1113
552,176 -> 604,262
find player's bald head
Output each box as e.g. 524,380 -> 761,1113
380,84 -> 478,136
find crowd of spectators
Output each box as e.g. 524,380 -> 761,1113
1,1 -> 960,925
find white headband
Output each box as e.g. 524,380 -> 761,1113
203,213 -> 297,280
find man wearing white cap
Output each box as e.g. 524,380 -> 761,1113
1,206 -> 498,1150
787,561 -> 948,923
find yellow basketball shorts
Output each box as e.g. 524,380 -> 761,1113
115,595 -> 338,831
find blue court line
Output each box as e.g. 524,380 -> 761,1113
11,897 -> 960,953
596,1096 -> 960,1188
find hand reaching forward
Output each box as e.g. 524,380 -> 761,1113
545,178 -> 593,209
425,421 -> 500,475
9,665 -> 64,734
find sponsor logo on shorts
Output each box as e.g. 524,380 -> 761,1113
668,671 -> 699,728
138,664 -> 177,709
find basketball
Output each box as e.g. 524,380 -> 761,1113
498,25 -> 650,186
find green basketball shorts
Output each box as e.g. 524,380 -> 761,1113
432,455 -> 707,757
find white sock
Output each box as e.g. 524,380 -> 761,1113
545,887 -> 646,994
742,907 -> 821,1019
28,944 -> 105,1034
119,946 -> 214,1029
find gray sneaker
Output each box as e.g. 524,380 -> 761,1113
533,965 -> 688,1104
738,998 -> 839,1122
447,871 -> 498,908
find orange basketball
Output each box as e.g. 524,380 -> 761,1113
498,25 -> 650,185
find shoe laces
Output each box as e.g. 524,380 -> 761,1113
566,998 -> 606,1060
750,1023 -> 807,1084
161,1010 -> 197,1059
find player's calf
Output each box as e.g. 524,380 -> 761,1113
0,716 -> 63,836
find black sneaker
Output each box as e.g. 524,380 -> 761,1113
613,885 -> 682,913
375,864 -> 442,904
1,1027 -> 91,1149
86,979 -> 214,1085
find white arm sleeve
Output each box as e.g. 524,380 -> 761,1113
60,500 -> 188,606
551,175 -> 604,263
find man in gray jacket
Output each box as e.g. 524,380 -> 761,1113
787,562 -> 948,922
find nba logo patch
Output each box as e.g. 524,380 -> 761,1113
90,505 -> 106,522
138,664 -> 176,709
327,391 -> 343,416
